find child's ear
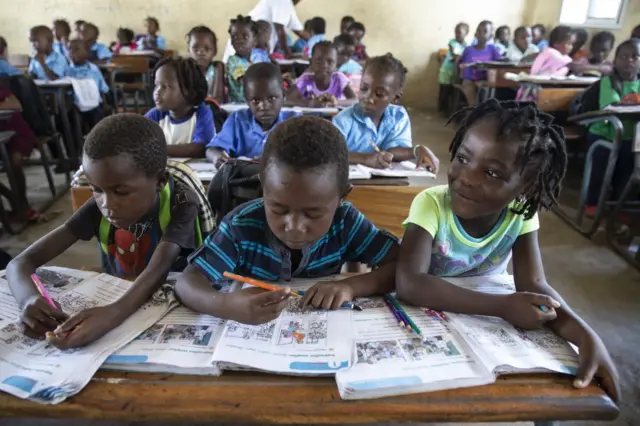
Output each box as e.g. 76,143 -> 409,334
156,170 -> 169,191
340,183 -> 353,201
393,91 -> 404,105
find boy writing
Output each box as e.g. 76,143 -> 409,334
176,116 -> 400,323
7,114 -> 200,348
206,63 -> 299,166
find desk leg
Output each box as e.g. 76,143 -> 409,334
56,88 -> 76,161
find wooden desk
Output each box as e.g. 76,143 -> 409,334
0,370 -> 617,424
70,178 -> 431,237
537,87 -> 584,113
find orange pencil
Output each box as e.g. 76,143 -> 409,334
223,271 -> 302,297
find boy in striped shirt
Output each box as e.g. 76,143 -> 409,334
176,116 -> 399,325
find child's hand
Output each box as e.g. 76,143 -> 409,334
364,152 -> 394,169
414,145 -> 440,174
19,294 -> 68,336
46,304 -> 123,349
573,331 -> 620,402
223,288 -> 291,325
215,151 -> 230,168
300,281 -> 354,310
499,292 -> 560,329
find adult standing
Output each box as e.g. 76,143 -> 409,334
223,0 -> 306,62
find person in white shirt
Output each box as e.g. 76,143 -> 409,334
223,0 -> 306,62
505,26 -> 540,63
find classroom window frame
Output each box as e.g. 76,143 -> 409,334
558,0 -> 628,29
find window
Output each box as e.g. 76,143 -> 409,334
559,0 -> 627,28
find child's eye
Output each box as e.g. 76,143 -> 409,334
114,189 -> 131,196
90,186 -> 103,194
485,169 -> 501,179
268,96 -> 276,102
269,207 -> 287,216
456,154 -> 468,164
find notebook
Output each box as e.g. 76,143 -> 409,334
349,161 -> 436,180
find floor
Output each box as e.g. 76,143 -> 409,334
0,110 -> 638,425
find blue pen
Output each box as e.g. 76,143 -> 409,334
296,290 -> 362,311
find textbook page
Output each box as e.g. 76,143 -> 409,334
335,297 -> 493,400
0,274 -> 176,404
361,161 -> 436,178
213,277 -> 353,375
349,165 -> 372,180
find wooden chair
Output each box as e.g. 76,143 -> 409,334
109,55 -> 152,114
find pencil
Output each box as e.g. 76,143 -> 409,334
222,271 -> 302,297
383,295 -> 406,328
387,294 -> 422,337
31,273 -> 56,308
368,139 -> 381,153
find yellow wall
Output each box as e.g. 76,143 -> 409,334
1,0 -> 639,109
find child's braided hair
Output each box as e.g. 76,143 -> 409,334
229,15 -> 257,35
447,99 -> 568,219
153,57 -> 207,107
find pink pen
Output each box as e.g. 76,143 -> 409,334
31,273 -> 56,308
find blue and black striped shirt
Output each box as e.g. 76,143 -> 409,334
188,199 -> 398,286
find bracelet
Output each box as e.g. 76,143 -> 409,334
413,145 -> 423,159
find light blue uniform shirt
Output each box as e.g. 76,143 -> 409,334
89,43 -> 113,60
207,108 -> 301,158
53,41 -> 69,59
332,103 -> 412,153
137,35 -> 166,50
537,40 -> 549,50
0,59 -> 22,76
66,62 -> 110,105
306,34 -> 326,57
339,59 -> 363,75
250,48 -> 271,64
28,51 -> 69,80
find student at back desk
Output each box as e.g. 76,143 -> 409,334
505,26 -> 539,63
532,24 -> 548,50
7,114 -> 202,349
138,16 -> 167,52
52,19 -> 71,59
340,15 -> 355,36
227,15 -> 261,103
187,26 -> 225,103
82,23 -> 113,62
304,17 -> 326,58
576,32 -> 615,78
333,53 -> 439,172
176,116 -> 400,322
113,27 -> 138,55
253,20 -> 273,63
459,20 -> 502,106
349,22 -> 368,61
574,38 -> 640,217
28,26 -> 68,80
207,63 -> 300,166
438,22 -> 469,110
145,57 -> 215,158
396,99 -> 619,403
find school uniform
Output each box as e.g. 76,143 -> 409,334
516,47 -> 572,101
204,63 -> 218,98
207,109 -> 301,158
137,35 -> 167,50
52,41 -> 69,59
332,103 -> 411,153
251,48 -> 271,64
536,40 -> 549,50
28,51 -> 69,80
189,198 -> 398,285
145,102 -> 215,146
305,34 -> 325,58
339,59 -> 363,75
505,42 -> 539,62
88,42 -> 113,61
66,62 -> 110,129
0,59 -> 22,76
227,55 -> 251,103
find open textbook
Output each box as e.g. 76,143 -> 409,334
336,275 -> 579,400
349,161 -> 436,180
0,268 -> 177,404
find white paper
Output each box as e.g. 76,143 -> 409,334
348,165 -> 371,180
276,59 -> 310,65
365,161 -> 436,178
220,104 -> 339,115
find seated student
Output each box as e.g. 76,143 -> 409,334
145,57 -> 214,158
28,26 -> 68,80
574,39 -> 640,217
74,20 -> 86,38
138,16 -> 166,52
396,99 -> 619,403
292,19 -> 312,54
286,41 -> 356,107
227,15 -> 259,103
505,26 -> 539,63
66,39 -> 109,132
632,24 -> 640,39
341,15 -> 355,36
438,22 -> 469,110
303,17 -> 326,58
494,25 -> 510,57
577,31 -> 615,78
187,25 -> 224,102
570,28 -> 589,61
7,114 -> 202,348
333,54 -> 439,172
349,22 -> 368,61
334,34 -> 363,75
253,20 -> 273,63
82,22 -> 113,62
532,24 -> 548,50
459,21 -> 502,106
0,38 -> 22,76
113,27 -> 137,55
52,19 -> 71,59
207,63 -> 299,166
176,115 -> 400,321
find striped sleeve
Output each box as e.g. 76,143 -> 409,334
187,221 -> 239,286
342,204 -> 399,266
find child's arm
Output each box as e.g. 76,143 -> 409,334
35,54 -> 60,81
166,144 -> 205,158
510,231 -> 620,401
348,151 -> 394,168
6,225 -> 78,335
205,111 -> 236,166
568,61 -> 613,76
206,147 -> 230,167
388,146 -> 439,173
301,206 -> 400,309
213,62 -> 226,103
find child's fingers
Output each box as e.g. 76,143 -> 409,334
39,300 -> 68,322
55,311 -> 89,333
21,316 -> 51,337
300,286 -> 317,307
330,294 -> 348,310
574,357 -> 598,389
320,293 -> 335,310
253,288 -> 290,308
526,293 -> 561,309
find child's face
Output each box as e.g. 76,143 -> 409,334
245,78 -> 283,129
231,23 -> 256,58
262,161 -> 342,251
69,40 -> 89,64
257,24 -> 271,49
83,153 -> 167,230
311,45 -> 337,79
30,30 -> 53,54
531,27 -> 543,44
146,19 -> 158,35
117,31 -> 129,45
359,67 -> 401,118
554,33 -> 575,55
82,26 -> 97,43
514,28 -> 532,51
448,119 -> 528,221
455,26 -> 468,42
475,24 -> 492,44
591,41 -> 613,64
349,29 -> 364,43
335,43 -> 355,67
497,28 -> 510,45
153,65 -> 187,112
52,23 -> 68,41
341,20 -> 354,35
189,33 -> 216,69
614,43 -> 640,81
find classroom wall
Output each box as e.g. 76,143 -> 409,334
1,0 -> 639,110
